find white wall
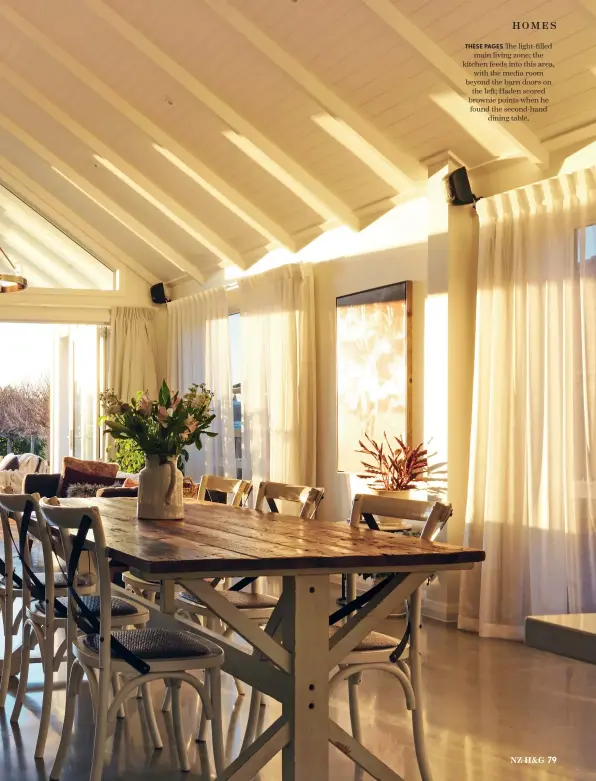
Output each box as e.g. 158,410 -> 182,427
312,208 -> 428,522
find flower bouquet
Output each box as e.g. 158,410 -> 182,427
100,380 -> 217,520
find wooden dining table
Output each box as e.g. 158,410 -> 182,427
59,496 -> 485,781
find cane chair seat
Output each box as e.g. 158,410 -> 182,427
329,624 -> 398,652
1,571 -> 94,594
35,595 -> 142,618
82,627 -> 214,660
179,589 -> 279,610
36,571 -> 94,589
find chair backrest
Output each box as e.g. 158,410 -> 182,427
347,495 -> 453,603
0,491 -> 57,614
39,499 -> 112,658
254,481 -> 324,519
350,494 -> 452,541
0,489 -> 17,598
198,475 -> 252,507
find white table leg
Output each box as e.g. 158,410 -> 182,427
281,574 -> 330,781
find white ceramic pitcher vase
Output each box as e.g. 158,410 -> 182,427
137,455 -> 184,520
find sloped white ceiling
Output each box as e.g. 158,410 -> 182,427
0,0 -> 594,287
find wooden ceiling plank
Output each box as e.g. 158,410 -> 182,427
0,157 -> 159,285
83,0 -> 361,230
362,0 -> 550,166
543,119 -> 596,150
577,0 -> 596,18
2,64 -> 247,271
203,0 -> 425,190
0,115 -> 205,284
0,4 -> 297,252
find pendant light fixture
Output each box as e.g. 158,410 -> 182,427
0,245 -> 27,293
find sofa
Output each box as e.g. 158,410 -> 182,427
23,470 -> 138,499
0,452 -> 48,493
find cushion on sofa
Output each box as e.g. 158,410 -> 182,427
0,453 -> 19,472
62,457 -> 119,480
66,481 -> 108,498
59,468 -> 117,498
58,458 -> 119,498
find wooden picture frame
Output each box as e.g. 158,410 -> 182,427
336,281 -> 412,473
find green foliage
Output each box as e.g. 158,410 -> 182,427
0,435 -> 47,460
110,438 -> 145,474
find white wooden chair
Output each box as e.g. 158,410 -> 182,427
39,498 -> 226,781
332,493 -> 453,781
176,480 -> 324,621
198,474 -> 252,506
0,491 -> 149,759
123,474 -> 252,600
0,489 -> 27,709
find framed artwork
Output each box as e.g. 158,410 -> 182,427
336,281 -> 412,473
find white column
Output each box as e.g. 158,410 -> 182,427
424,154 -> 478,620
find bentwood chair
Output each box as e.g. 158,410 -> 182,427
176,480 -> 324,746
39,498 -> 226,781
0,488 -> 28,709
123,475 -> 252,601
176,480 -> 324,620
334,494 -> 452,781
0,491 -> 149,759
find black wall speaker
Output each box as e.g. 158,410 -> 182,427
150,282 -> 170,305
443,166 -> 479,206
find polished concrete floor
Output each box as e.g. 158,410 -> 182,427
1,611 -> 595,781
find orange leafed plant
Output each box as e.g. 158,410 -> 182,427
356,433 -> 446,492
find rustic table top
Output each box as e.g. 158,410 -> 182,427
58,497 -> 485,577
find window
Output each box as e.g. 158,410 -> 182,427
229,313 -> 243,477
576,224 -> 596,273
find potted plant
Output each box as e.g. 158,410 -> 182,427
100,380 -> 216,520
356,433 -> 446,501
356,433 -> 446,603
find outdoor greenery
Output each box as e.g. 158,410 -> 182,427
0,381 -> 50,459
110,437 -> 145,474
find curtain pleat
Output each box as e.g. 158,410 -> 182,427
108,308 -> 158,402
459,167 -> 596,639
167,288 -> 235,481
238,263 -> 316,489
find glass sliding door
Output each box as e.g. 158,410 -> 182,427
71,325 -> 100,459
50,324 -> 105,469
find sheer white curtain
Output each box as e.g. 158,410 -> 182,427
167,288 -> 235,481
109,307 -> 158,400
239,263 -> 316,488
459,167 -> 596,640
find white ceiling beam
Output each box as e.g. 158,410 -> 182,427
2,65 -> 247,271
203,0 -> 425,190
83,0 -> 360,230
0,157 -> 159,286
362,0 -> 550,167
0,4 -> 297,252
544,120 -> 596,151
0,116 -> 205,284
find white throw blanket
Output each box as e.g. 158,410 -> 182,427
0,454 -> 49,492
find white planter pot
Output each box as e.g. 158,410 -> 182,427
137,455 -> 184,520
